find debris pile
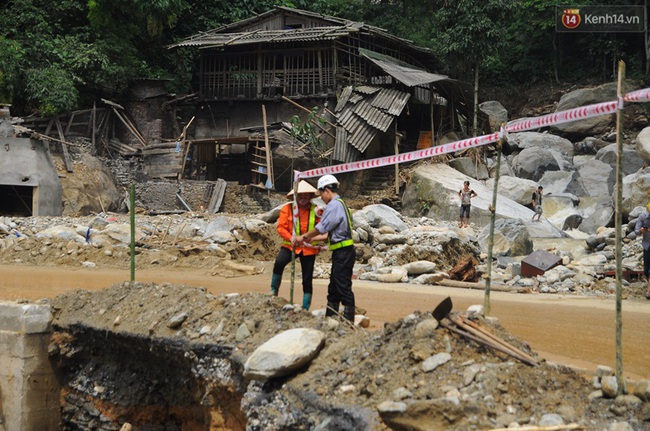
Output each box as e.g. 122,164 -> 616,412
49,282 -> 650,430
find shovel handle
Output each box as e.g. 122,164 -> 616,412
458,316 -> 538,364
448,317 -> 538,366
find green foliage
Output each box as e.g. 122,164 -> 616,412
289,107 -> 327,163
0,37 -> 24,103
25,66 -> 79,116
0,0 -> 646,116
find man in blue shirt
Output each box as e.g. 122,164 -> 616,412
634,203 -> 650,299
293,174 -> 356,321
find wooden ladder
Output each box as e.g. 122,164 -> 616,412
250,140 -> 274,190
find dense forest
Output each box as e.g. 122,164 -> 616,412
0,0 -> 647,116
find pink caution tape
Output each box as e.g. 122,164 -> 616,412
293,87 -> 650,181
624,88 -> 650,103
504,100 -> 619,133
298,132 -> 500,179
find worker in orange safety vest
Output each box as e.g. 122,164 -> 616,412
271,180 -> 327,310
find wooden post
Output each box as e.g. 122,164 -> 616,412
130,184 -> 136,283
91,102 -> 96,150
614,60 -> 625,395
484,128 -> 505,315
178,116 -> 196,180
429,83 -> 435,146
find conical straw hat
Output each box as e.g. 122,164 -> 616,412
286,180 -> 318,197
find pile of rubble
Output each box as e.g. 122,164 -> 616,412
49,281 -> 650,430
1,199 -> 650,300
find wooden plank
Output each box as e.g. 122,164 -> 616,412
111,107 -> 147,146
206,179 -> 227,214
55,117 -> 74,172
141,148 -> 182,156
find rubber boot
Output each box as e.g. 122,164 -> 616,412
270,273 -> 282,296
343,305 -> 355,322
325,302 -> 339,317
302,293 -> 312,310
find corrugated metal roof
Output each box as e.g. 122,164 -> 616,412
170,26 -> 359,48
335,86 -> 353,113
353,100 -> 393,132
333,85 -> 410,153
355,86 -> 381,95
333,127 -> 361,163
371,88 -> 411,116
360,48 -> 448,87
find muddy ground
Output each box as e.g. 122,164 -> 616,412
3,259 -> 650,429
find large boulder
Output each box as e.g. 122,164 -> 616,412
485,176 -> 538,206
622,167 -> 650,217
574,137 -> 613,155
636,126 -> 650,166
61,153 -> 123,216
507,132 -> 574,159
401,163 -> 565,238
576,196 -> 615,233
479,100 -> 508,131
353,204 -> 408,232
448,157 -> 489,180
568,158 -> 615,197
511,147 -> 561,181
539,170 -> 575,195
551,82 -> 617,136
477,219 -> 533,256
595,143 -> 644,176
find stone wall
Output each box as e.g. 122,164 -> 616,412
0,301 -> 60,430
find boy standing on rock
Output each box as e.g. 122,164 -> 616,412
458,181 -> 477,228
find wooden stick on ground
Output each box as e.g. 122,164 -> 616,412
485,424 -> 584,431
159,220 -> 172,246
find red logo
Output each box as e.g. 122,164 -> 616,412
562,9 -> 581,29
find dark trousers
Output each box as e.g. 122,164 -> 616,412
644,247 -> 650,278
328,246 -> 355,307
273,247 -> 315,294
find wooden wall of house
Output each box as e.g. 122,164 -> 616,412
192,99 -> 333,140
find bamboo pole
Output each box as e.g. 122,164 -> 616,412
614,60 -> 625,394
130,184 -> 136,283
484,129 -> 505,314
179,116 -> 196,180
290,176 -> 300,305
394,124 -> 399,195
262,105 -> 273,192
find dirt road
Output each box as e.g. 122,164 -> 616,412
2,264 -> 648,380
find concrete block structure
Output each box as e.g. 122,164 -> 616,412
0,301 -> 60,430
0,137 -> 63,216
